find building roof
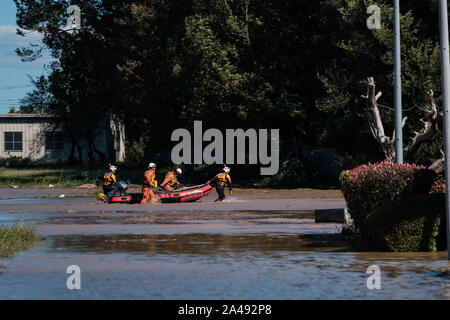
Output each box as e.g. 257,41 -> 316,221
0,113 -> 57,118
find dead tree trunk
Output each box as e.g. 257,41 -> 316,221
361,77 -> 444,173
361,77 -> 402,161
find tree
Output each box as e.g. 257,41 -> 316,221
361,77 -> 443,171
13,0 -> 447,180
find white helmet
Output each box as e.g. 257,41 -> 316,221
148,162 -> 156,169
175,168 -> 182,175
109,165 -> 117,172
223,166 -> 231,174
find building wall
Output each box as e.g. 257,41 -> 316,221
0,117 -> 49,160
0,115 -> 125,163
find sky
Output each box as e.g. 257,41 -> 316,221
0,0 -> 50,113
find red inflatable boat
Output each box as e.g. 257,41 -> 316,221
109,183 -> 213,204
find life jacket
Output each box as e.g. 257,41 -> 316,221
162,171 -> 178,187
215,172 -> 230,186
103,172 -> 116,187
143,169 -> 156,187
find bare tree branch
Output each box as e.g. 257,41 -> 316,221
224,0 -> 233,16
392,116 -> 408,141
241,0 -> 257,73
361,77 -> 395,161
429,149 -> 445,173
375,92 -> 382,101
361,78 -> 444,173
403,90 -> 441,158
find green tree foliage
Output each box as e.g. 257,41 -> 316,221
12,0 -> 447,181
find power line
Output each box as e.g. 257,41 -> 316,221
377,103 -> 420,112
361,102 -> 422,112
0,85 -> 33,90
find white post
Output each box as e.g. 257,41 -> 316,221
438,0 -> 450,259
394,0 -> 403,164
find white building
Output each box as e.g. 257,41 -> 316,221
0,114 -> 125,162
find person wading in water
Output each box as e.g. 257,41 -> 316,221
208,166 -> 232,202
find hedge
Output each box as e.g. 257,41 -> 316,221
430,175 -> 448,250
340,161 -> 437,237
366,194 -> 446,252
430,175 -> 445,194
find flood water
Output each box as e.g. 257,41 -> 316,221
0,188 -> 449,299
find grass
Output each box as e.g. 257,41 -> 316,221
0,166 -> 144,188
0,163 -> 334,189
0,164 -> 232,188
0,164 -> 218,188
0,225 -> 41,258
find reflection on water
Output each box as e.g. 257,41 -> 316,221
0,205 -> 449,299
0,233 -> 448,300
47,233 -> 352,255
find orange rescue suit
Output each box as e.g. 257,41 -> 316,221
161,171 -> 179,191
215,172 -> 232,188
141,168 -> 156,204
103,172 -> 117,187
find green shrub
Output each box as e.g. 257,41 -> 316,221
367,194 -> 445,252
0,225 -> 41,257
125,137 -> 149,165
436,215 -> 448,251
340,161 -> 437,237
429,174 -> 447,250
430,174 -> 445,194
260,159 -> 324,188
0,156 -> 35,168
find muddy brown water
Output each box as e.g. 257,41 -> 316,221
0,188 -> 449,299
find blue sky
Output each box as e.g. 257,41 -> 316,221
0,0 -> 50,113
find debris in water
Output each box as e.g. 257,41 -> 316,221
58,194 -> 65,198
10,185 -> 19,189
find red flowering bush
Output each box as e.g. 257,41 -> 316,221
340,161 -> 438,237
430,175 -> 445,194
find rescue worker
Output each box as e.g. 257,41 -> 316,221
160,168 -> 182,191
141,162 -> 157,205
103,165 -> 117,195
208,166 -> 232,202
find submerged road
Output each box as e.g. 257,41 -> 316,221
0,187 -> 347,213
0,187 -> 449,299
0,197 -> 346,212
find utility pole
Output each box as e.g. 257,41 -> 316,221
438,0 -> 450,260
394,0 -> 403,164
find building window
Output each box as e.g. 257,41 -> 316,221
46,131 -> 64,151
4,132 -> 23,152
